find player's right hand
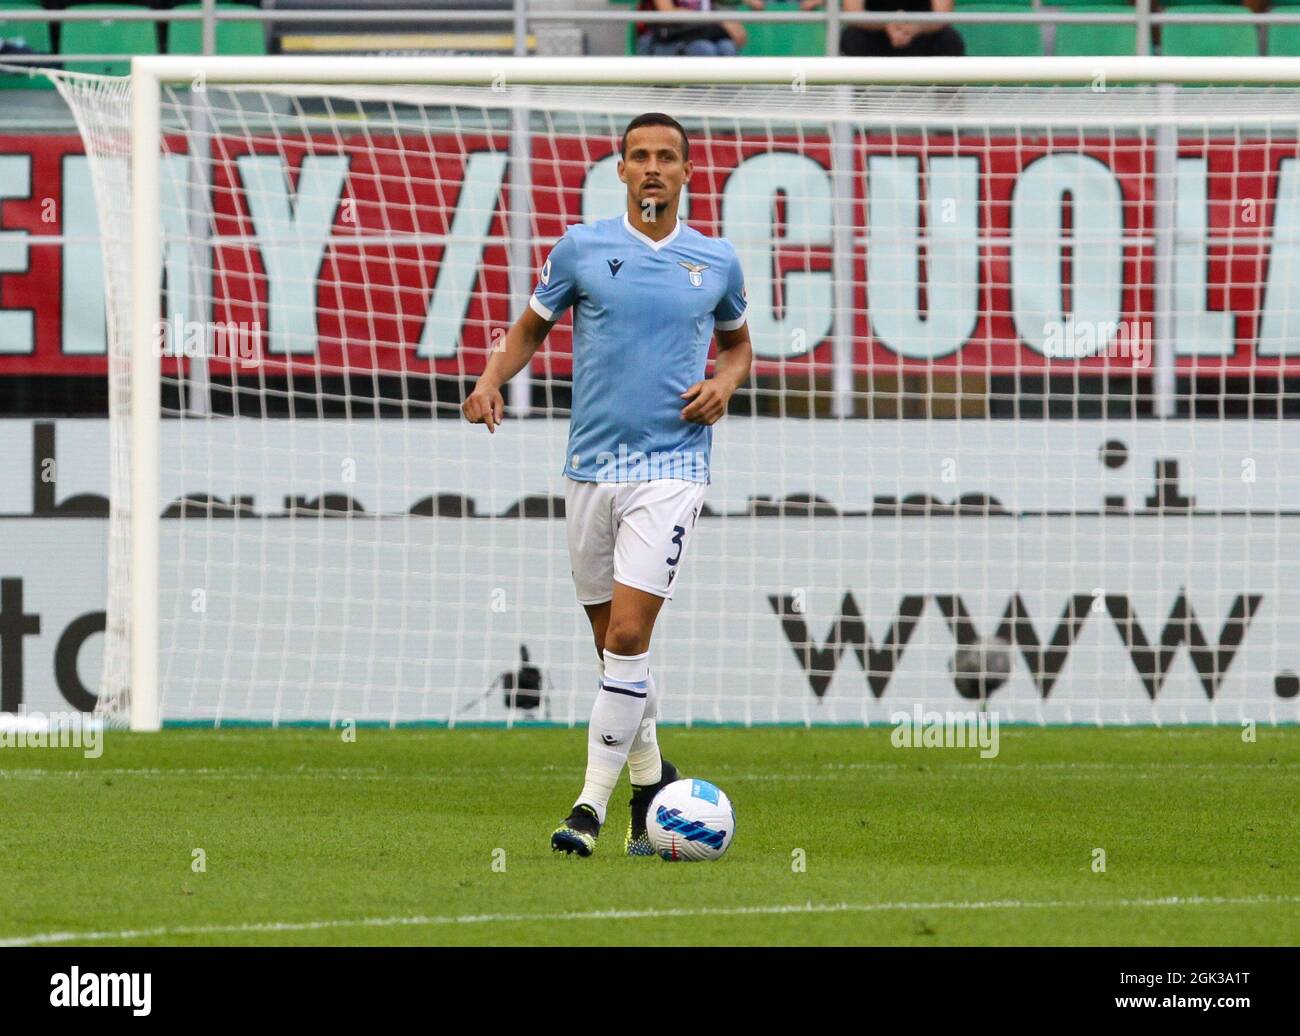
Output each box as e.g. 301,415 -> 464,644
462,383 -> 505,433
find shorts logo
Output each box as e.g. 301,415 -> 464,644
678,260 -> 709,288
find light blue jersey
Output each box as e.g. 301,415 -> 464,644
530,214 -> 747,484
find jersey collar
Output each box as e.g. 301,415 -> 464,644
622,212 -> 682,252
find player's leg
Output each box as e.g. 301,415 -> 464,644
574,590 -> 686,847
623,666 -> 679,855
552,480 -> 618,856
608,479 -> 708,854
552,478 -> 705,856
564,583 -> 663,847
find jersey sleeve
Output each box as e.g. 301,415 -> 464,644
529,228 -> 580,321
713,245 -> 748,331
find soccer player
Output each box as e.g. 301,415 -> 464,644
461,112 -> 752,857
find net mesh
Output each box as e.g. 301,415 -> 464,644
48,71 -> 134,721
53,74 -> 1300,726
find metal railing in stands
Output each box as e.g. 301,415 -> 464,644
1,0 -> 1299,66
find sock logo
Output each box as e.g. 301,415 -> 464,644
654,806 -> 727,848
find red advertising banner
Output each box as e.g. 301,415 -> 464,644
2,131 -> 1300,376
0,134 -> 91,375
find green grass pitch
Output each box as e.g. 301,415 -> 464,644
1,726 -> 1297,946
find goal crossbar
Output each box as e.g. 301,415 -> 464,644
131,54 -> 1300,87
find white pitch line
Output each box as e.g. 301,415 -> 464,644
2,761 -> 1297,781
3,894 -> 1297,948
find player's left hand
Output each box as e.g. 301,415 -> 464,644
680,379 -> 731,425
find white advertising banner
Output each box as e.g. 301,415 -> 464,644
1,419 -> 1297,724
1,417 -> 1299,518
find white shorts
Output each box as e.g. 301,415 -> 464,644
565,477 -> 708,605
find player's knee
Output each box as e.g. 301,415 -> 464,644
603,622 -> 648,657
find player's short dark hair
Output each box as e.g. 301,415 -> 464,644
620,113 -> 690,163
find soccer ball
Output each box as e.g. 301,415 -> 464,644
950,636 -> 1013,700
646,778 -> 735,862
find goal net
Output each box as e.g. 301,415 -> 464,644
53,57 -> 1300,729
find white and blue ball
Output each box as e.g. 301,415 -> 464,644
646,778 -> 735,862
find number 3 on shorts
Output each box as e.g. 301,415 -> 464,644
666,525 -> 686,566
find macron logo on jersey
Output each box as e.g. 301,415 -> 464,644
607,258 -> 624,277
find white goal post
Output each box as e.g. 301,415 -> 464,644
56,55 -> 1300,730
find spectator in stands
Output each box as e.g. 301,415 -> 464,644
636,0 -> 766,57
803,0 -> 966,57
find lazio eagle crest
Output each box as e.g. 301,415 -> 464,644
678,260 -> 709,288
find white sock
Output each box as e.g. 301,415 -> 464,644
576,649 -> 649,824
626,671 -> 663,787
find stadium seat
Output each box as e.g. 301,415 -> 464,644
1053,4 -> 1139,55
954,4 -> 1045,55
1268,0 -> 1300,55
59,4 -> 159,77
742,1 -> 825,56
1268,23 -> 1300,55
167,3 -> 267,56
0,2 -> 54,89
1268,0 -> 1300,56
1160,4 -> 1259,56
